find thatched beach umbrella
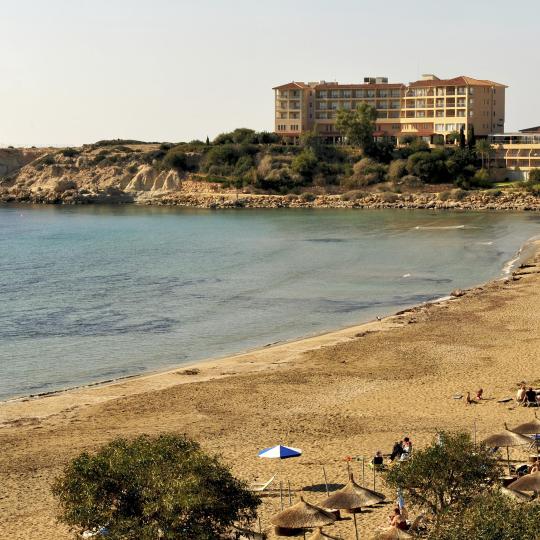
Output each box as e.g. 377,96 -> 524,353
511,414 -> 540,452
320,474 -> 385,539
307,527 -> 342,540
483,424 -> 532,474
271,496 -> 335,537
507,471 -> 540,494
370,527 -> 413,540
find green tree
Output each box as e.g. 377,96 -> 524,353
384,431 -> 501,528
475,139 -> 493,171
459,126 -> 466,149
467,125 -> 476,150
447,131 -> 460,145
406,149 -> 449,183
205,136 -> 210,146
292,147 -> 318,180
52,434 -> 260,540
336,103 -> 377,150
429,491 -> 540,540
529,168 -> 540,183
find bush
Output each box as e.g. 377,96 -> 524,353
351,157 -> 387,185
387,159 -> 407,181
300,192 -> 316,202
341,190 -> 367,201
385,431 -> 500,523
52,434 -> 260,540
379,192 -> 398,203
291,148 -> 318,180
529,168 -> 540,183
60,148 -> 80,158
399,175 -> 424,189
407,150 -> 449,183
429,491 -> 540,540
162,148 -> 188,171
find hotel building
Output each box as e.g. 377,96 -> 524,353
489,127 -> 540,180
273,74 -> 506,144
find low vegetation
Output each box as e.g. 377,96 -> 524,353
52,434 -> 260,539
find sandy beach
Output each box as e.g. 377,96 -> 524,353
1,244 -> 540,539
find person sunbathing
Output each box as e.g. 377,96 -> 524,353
516,384 -> 527,404
389,508 -> 408,530
525,387 -> 538,407
371,450 -> 384,467
466,392 -> 477,405
476,388 -> 484,400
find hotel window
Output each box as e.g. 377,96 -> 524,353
469,88 -> 474,95
343,90 -> 351,98
317,91 -> 327,99
391,90 -> 401,97
355,90 -> 365,98
469,111 -> 474,117
330,101 -> 338,110
367,90 -> 375,98
435,124 -> 445,131
331,90 -> 339,98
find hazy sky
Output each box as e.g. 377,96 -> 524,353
2,0 -> 539,146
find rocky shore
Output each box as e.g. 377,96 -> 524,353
1,144 -> 540,211
3,184 -> 540,212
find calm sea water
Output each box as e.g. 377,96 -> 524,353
1,204 -> 539,401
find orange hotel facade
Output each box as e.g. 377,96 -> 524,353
273,74 -> 506,145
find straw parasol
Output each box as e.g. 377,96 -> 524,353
483,424 -> 532,473
320,474 -> 385,540
511,414 -> 540,452
370,527 -> 413,540
320,474 -> 385,511
507,471 -> 540,494
510,415 -> 540,435
271,496 -> 335,531
307,527 -> 342,540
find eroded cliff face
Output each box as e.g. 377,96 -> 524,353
0,144 -> 195,204
0,148 -> 45,177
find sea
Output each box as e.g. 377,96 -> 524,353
1,204 -> 539,401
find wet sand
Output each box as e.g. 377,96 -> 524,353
1,245 -> 540,539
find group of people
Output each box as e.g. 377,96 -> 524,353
390,437 -> 413,462
516,384 -> 540,406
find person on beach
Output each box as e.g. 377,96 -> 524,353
516,384 -> 527,404
371,450 -> 384,468
402,437 -> 412,457
531,459 -> 539,474
476,388 -> 484,400
389,507 -> 408,530
390,441 -> 403,462
525,387 -> 538,406
466,392 -> 477,405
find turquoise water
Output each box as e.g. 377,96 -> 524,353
1,204 -> 539,401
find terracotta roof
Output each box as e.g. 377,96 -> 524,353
314,82 -> 404,90
409,76 -> 507,88
272,82 -> 310,90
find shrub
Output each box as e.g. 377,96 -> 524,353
429,491 -> 540,540
407,150 -> 449,183
162,148 -> 188,171
300,192 -> 316,202
52,434 -> 260,540
60,148 -> 80,158
385,431 -> 500,525
399,175 -> 424,189
351,157 -> 387,185
450,188 -> 468,200
291,148 -> 318,180
387,159 -> 407,181
529,168 -> 540,183
341,190 -> 367,201
379,192 -> 398,203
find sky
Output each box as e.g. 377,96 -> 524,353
1,0 -> 539,147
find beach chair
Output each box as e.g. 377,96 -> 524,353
250,474 -> 276,492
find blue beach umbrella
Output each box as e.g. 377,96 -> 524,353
258,445 -> 302,459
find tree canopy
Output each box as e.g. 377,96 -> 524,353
384,431 -> 501,524
52,434 -> 261,540
336,103 -> 377,150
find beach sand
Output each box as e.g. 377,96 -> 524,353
1,245 -> 540,539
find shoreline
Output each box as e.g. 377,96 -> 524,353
2,243 -> 540,538
1,236 -> 534,423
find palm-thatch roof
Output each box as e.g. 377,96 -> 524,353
507,472 -> 540,492
511,416 -> 540,435
483,426 -> 532,447
270,497 -> 336,529
320,474 -> 385,510
370,526 -> 413,540
307,527 -> 342,540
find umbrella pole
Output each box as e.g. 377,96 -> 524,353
258,516 -> 262,534
373,464 -> 376,491
362,457 -> 365,485
288,480 -> 292,506
353,512 -> 359,540
347,460 -> 351,476
473,418 -> 477,448
323,466 -> 329,497
280,481 -> 284,511
507,446 -> 511,475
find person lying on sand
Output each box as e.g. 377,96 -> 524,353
389,507 -> 408,530
466,392 -> 478,405
390,441 -> 403,462
516,384 -> 527,404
